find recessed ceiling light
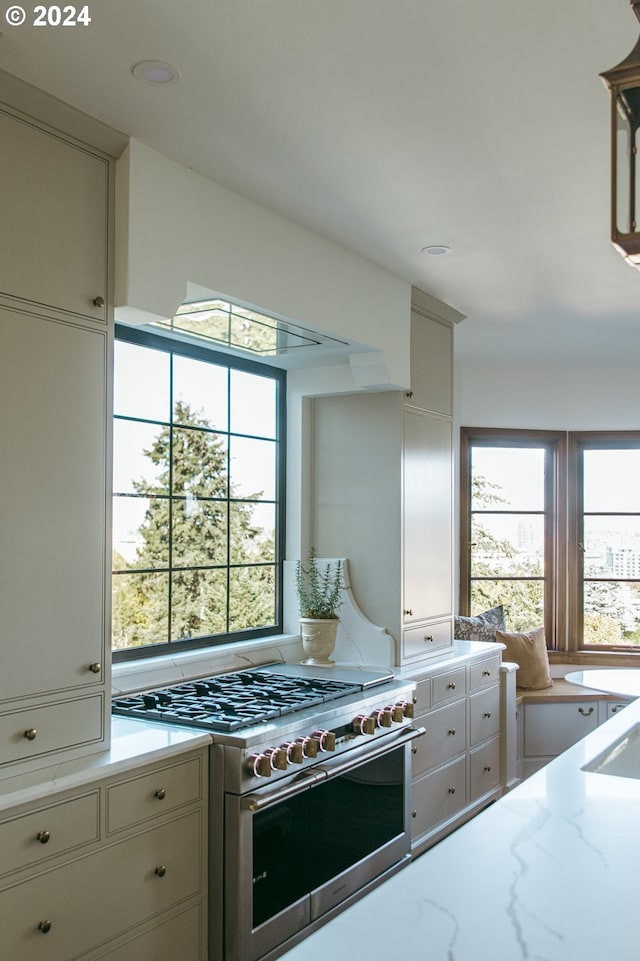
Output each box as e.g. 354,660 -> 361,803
421,245 -> 452,256
132,60 -> 181,85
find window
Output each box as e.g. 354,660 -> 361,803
459,429 -> 565,647
112,324 -> 285,659
460,428 -> 640,653
569,433 -> 640,650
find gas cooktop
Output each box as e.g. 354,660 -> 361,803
112,663 -> 395,733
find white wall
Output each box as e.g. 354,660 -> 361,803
455,363 -> 640,430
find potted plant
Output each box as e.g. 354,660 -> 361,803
295,548 -> 343,665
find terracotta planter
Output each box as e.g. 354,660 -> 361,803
300,617 -> 339,666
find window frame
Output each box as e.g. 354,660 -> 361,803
568,430 -> 640,654
459,427 -> 566,650
112,323 -> 287,662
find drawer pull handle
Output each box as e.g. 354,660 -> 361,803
424,635 -> 434,643
448,728 -> 456,736
154,788 -> 167,800
39,921 -> 52,934
578,707 -> 594,717
92,295 -> 105,308
24,728 -> 37,741
403,609 -> 413,616
484,765 -> 492,773
483,712 -> 492,719
448,787 -> 456,795
37,830 -> 51,844
155,865 -> 167,878
88,662 -> 101,674
482,670 -> 491,676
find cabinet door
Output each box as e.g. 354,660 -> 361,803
524,702 -> 600,757
0,309 -> 108,702
408,312 -> 452,415
403,410 -> 452,624
0,108 -> 108,322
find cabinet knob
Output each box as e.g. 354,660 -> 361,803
155,865 -> 167,878
24,728 -> 37,741
411,745 -> 418,755
448,787 -> 456,795
424,635 -> 434,643
88,662 -> 101,674
37,830 -> 51,844
578,706 -> 594,717
484,765 -> 492,773
403,609 -> 413,616
448,728 -> 456,736
482,669 -> 491,677
411,809 -> 417,818
154,788 -> 167,800
39,920 -> 52,934
405,390 -> 414,398
483,712 -> 492,719
447,682 -> 456,690
92,295 -> 105,308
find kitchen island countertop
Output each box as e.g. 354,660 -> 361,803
281,689 -> 640,961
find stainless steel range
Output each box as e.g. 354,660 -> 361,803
113,662 -> 422,961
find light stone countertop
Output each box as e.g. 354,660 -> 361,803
0,717 -> 212,814
281,692 -> 640,961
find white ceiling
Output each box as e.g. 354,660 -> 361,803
1,0 -> 639,366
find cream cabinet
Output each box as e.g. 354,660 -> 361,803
520,697 -> 633,778
0,106 -> 109,323
409,647 -> 503,856
0,748 -> 208,961
0,102 -> 113,770
312,292 -> 458,665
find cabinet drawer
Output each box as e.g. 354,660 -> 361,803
432,667 -> 466,705
107,756 -> 203,834
403,620 -> 452,661
411,756 -> 466,840
0,791 -> 99,877
0,809 -> 203,961
412,677 -> 432,717
89,903 -> 203,961
524,702 -> 600,757
412,699 -> 466,776
469,686 -> 500,747
470,737 -> 500,800
469,655 -> 501,692
0,695 -> 104,767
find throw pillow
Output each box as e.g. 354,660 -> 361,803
495,627 -> 553,690
454,605 -> 506,642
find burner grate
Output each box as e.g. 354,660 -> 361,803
112,669 -> 363,732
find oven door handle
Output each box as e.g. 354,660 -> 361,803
241,725 -> 425,813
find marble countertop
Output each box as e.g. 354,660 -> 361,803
566,668 -> 640,699
281,694 -> 640,961
0,718 -> 212,814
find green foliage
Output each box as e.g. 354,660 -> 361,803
112,400 -> 275,650
295,548 -> 343,619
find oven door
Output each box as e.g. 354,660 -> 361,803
224,725 -> 422,961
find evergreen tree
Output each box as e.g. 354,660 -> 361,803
112,401 -> 275,649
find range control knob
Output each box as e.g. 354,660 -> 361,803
264,747 -> 288,771
283,741 -> 304,764
396,699 -> 415,719
353,714 -> 376,736
373,709 -> 392,728
389,705 -> 405,723
246,753 -> 272,778
312,729 -> 336,752
296,735 -> 319,758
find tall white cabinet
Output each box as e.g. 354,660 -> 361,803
312,288 -> 461,665
0,101 -> 114,772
